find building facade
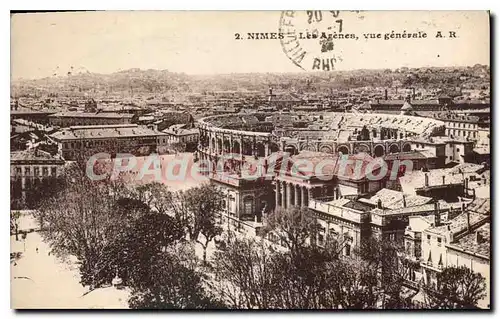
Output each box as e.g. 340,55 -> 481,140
50,124 -> 168,160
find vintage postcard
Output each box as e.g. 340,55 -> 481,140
10,11 -> 490,310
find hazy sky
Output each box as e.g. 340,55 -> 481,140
11,11 -> 489,79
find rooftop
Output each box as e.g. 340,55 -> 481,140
49,112 -> 134,119
447,223 -> 490,259
50,124 -> 166,141
466,198 -> 490,215
11,149 -> 64,163
162,124 -> 199,136
361,189 -> 432,209
426,211 -> 488,236
399,168 -> 465,191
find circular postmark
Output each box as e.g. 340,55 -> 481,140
279,10 -> 361,71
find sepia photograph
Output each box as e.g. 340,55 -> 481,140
9,10 -> 491,310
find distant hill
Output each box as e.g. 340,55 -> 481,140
11,65 -> 490,97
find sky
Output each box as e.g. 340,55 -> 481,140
11,11 -> 490,79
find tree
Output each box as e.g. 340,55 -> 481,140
263,207 -> 320,257
10,210 -> 21,241
35,163 -> 130,288
133,182 -> 175,215
177,184 -> 224,263
356,235 -> 407,308
424,266 -> 487,309
212,233 -> 344,309
327,258 -> 379,309
100,197 -> 185,289
128,251 -> 225,309
212,236 -> 277,309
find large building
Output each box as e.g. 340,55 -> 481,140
197,111 -> 447,235
48,112 -> 134,127
50,124 -> 168,160
162,124 -> 199,152
10,148 -> 65,208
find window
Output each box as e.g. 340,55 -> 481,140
16,167 -> 21,175
34,167 -> 40,176
318,233 -> 325,247
51,167 -> 57,176
345,244 -> 351,256
437,237 -> 442,247
24,167 -> 30,175
42,167 -> 48,176
456,148 -> 460,153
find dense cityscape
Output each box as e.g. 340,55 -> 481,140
11,64 -> 490,309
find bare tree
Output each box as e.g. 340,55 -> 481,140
263,206 -> 320,257
424,266 -> 487,309
176,184 -> 224,263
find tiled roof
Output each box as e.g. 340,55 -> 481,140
399,168 -> 464,190
51,124 -> 166,141
49,112 -> 133,119
447,223 -> 490,258
363,189 -> 433,209
11,149 -> 63,163
162,124 -> 199,136
447,163 -> 484,175
426,211 -> 487,236
383,150 -> 434,161
467,198 -> 490,215
287,151 -> 377,180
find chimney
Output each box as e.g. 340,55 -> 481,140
442,175 -> 445,185
434,202 -> 441,226
384,89 -> 388,100
424,173 -> 429,187
377,199 -> 382,209
402,194 -> 407,208
412,87 -> 416,100
466,208 -> 471,234
476,231 -> 482,244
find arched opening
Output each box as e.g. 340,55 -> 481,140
256,143 -> 266,157
285,145 -> 298,155
223,139 -> 231,153
337,146 -> 349,155
356,144 -> 370,154
242,139 -> 253,156
389,144 -> 400,154
217,139 -> 223,154
232,140 -> 241,154
403,143 -> 411,152
211,137 -> 216,150
269,142 -> 280,154
374,145 -> 385,157
319,145 -> 333,154
301,144 -> 316,152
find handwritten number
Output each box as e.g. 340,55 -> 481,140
330,11 -> 340,18
235,33 -> 241,40
335,19 -> 343,32
307,11 -> 323,24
